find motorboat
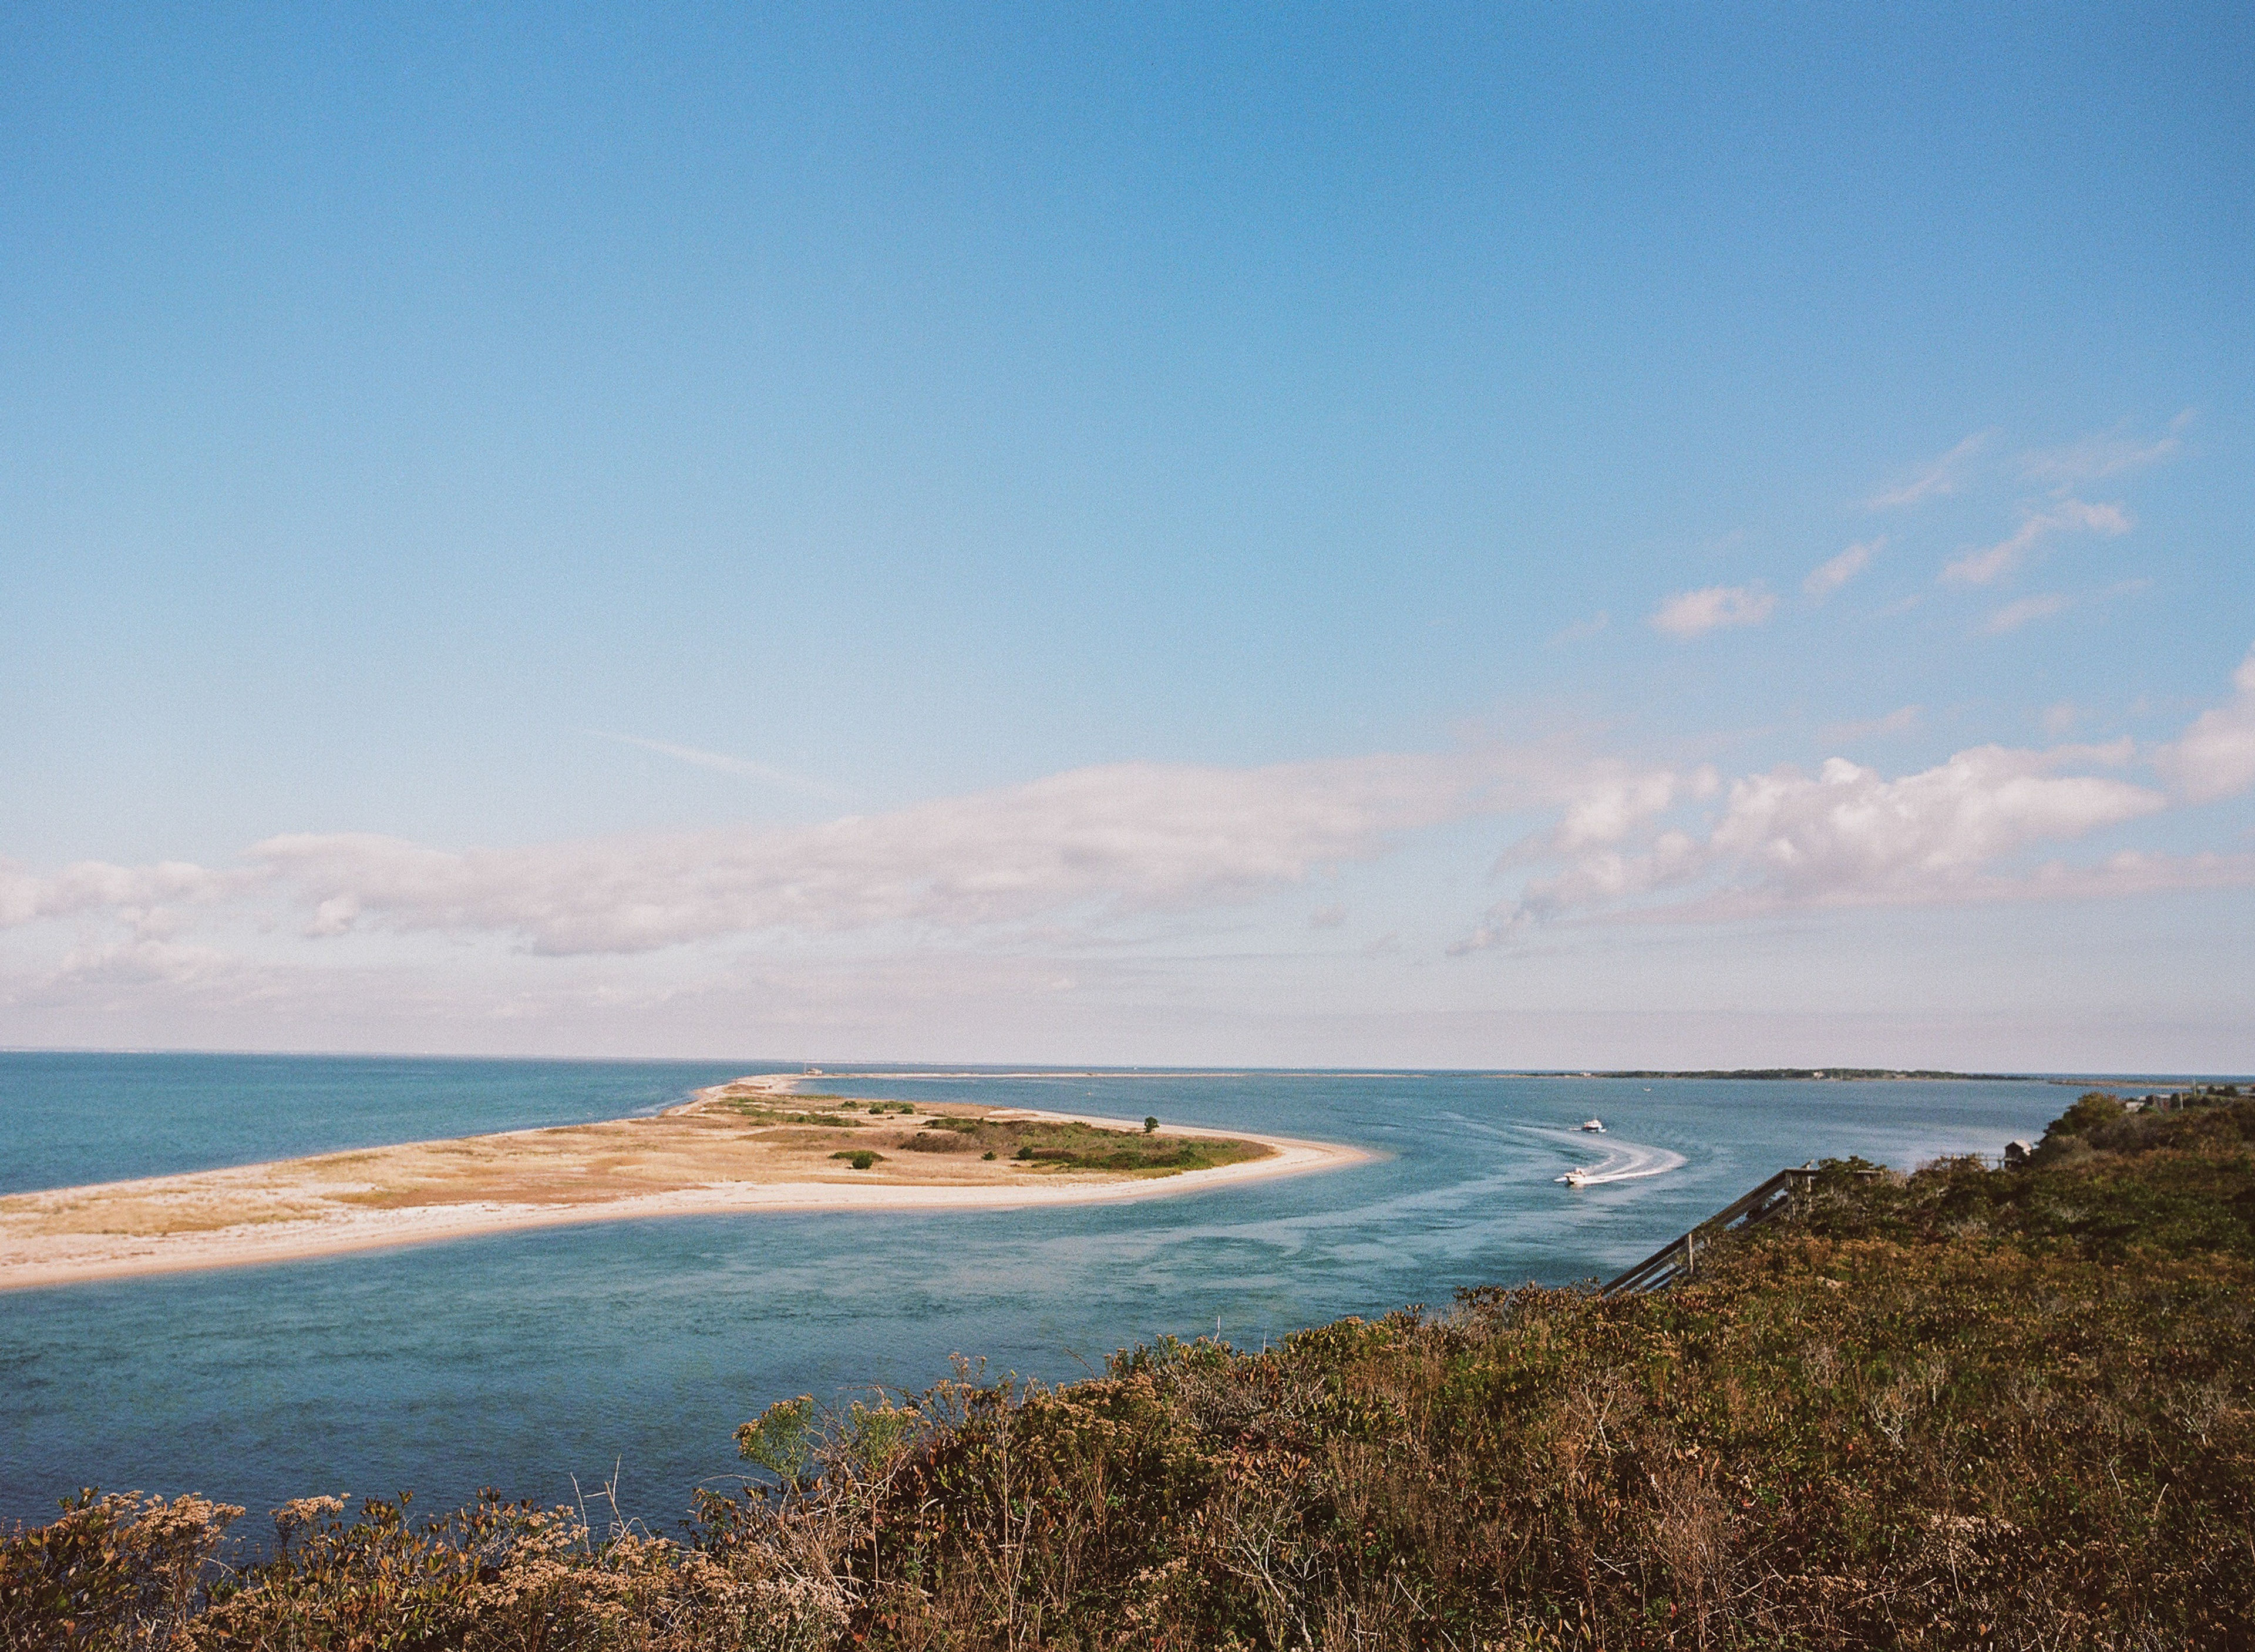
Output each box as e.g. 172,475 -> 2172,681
1579,1118 -> 1606,1133
1556,1168 -> 1594,1187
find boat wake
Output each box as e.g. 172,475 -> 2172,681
1430,1111 -> 1689,1189
1533,1128 -> 1687,1187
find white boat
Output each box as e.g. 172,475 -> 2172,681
1579,1118 -> 1606,1132
1556,1168 -> 1594,1187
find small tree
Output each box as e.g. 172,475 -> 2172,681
1144,1116 -> 1159,1135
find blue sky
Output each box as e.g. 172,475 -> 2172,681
3,4 -> 2251,1067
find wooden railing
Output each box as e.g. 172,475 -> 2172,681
1600,1164 -> 1819,1296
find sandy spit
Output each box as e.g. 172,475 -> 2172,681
0,1079 -> 1373,1292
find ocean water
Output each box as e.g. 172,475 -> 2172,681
1,1054 -> 2073,1533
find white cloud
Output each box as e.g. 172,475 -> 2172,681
0,752 -> 1553,957
1866,432 -> 1993,510
47,938 -> 245,990
1459,653 -> 2255,941
1499,765 -> 1719,864
1941,499 -> 2129,587
1308,904 -> 1348,928
253,751 -> 1547,955
1455,648 -> 2255,948
0,859 -> 242,932
1466,740 -> 2170,944
1803,538 -> 1881,599
11,644 -> 2254,993
2153,645 -> 2255,803
1702,745 -> 2157,898
1650,585 -> 1778,639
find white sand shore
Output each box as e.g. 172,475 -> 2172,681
0,1078 -> 1372,1291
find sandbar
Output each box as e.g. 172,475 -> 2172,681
0,1076 -> 1372,1291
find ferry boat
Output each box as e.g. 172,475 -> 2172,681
1579,1118 -> 1606,1133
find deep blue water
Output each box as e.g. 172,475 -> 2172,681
1,1054 -> 2074,1532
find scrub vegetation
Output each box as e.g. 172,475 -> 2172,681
9,1090 -> 2252,1649
903,1115 -> 1261,1176
724,1096 -> 1264,1177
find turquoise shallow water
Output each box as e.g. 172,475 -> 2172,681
0,1054 -> 2071,1532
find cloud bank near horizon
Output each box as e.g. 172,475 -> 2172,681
1454,644 -> 2255,944
6,646 -> 2253,985
257,750 -> 1544,955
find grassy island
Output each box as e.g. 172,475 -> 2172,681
718,1089 -> 1270,1176
8,1086 -> 2253,1648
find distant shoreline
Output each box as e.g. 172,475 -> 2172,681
0,1078 -> 1372,1293
1502,1069 -> 2231,1088
1503,1068 -> 2038,1082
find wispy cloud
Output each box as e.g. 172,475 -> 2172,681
1866,432 -> 1993,510
12,645 -> 2255,981
1650,585 -> 1777,639
1940,499 -> 2129,587
0,744 -> 1571,960
2021,412 -> 2192,487
590,732 -> 847,800
253,749 -> 1553,955
1803,538 -> 1882,599
1983,578 -> 2148,635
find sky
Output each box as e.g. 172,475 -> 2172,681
2,2 -> 2251,1069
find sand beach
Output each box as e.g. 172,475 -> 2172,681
0,1075 -> 1371,1291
